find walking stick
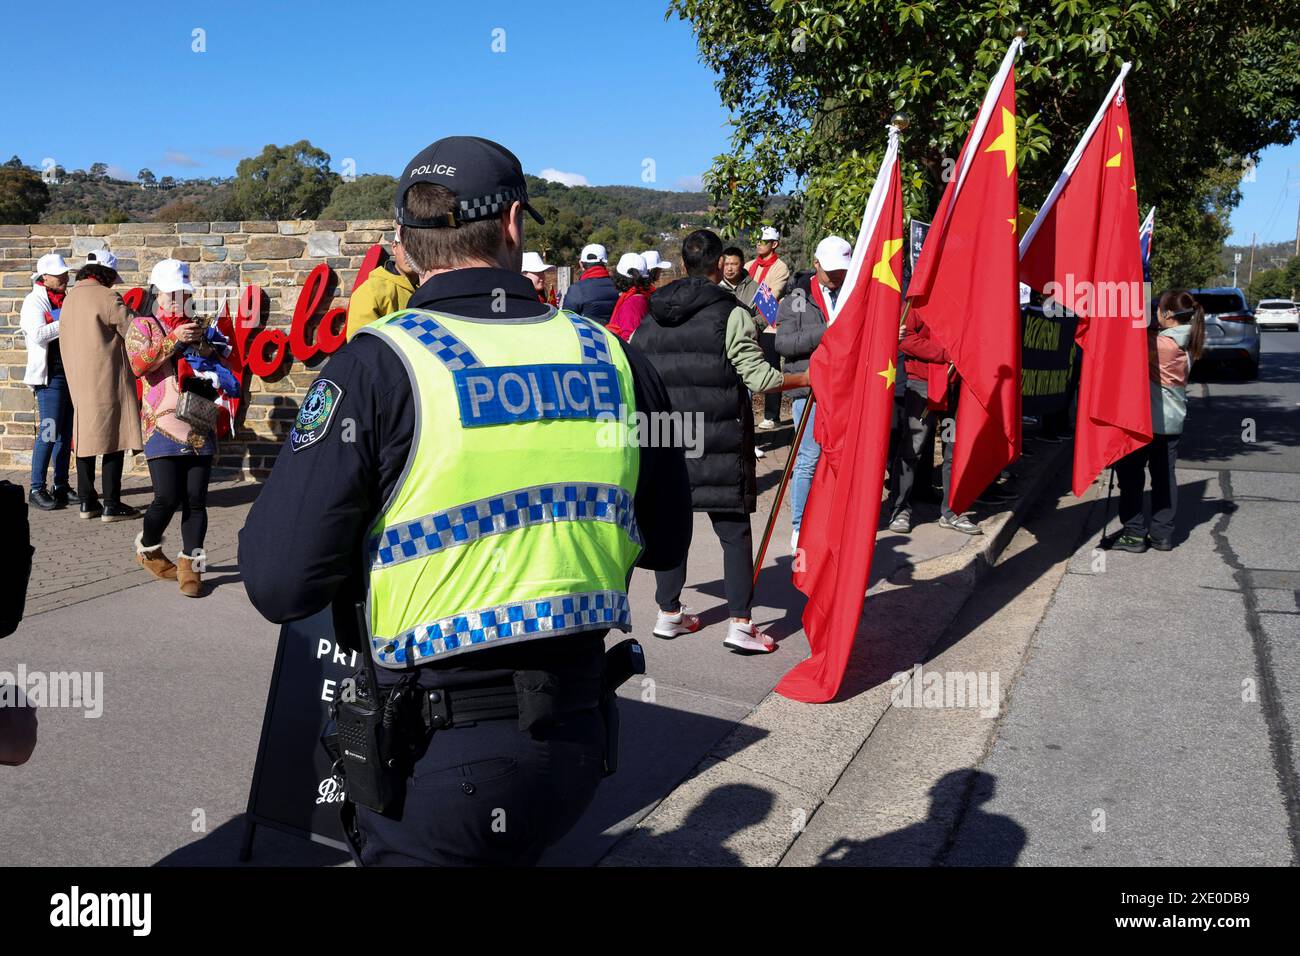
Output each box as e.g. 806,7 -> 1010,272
752,395 -> 816,585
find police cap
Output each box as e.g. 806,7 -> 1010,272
395,136 -> 545,228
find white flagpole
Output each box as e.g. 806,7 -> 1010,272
828,116 -> 904,325
949,32 -> 1026,203
1019,62 -> 1133,259
1139,206 -> 1156,236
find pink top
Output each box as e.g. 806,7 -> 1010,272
607,292 -> 650,342
125,314 -> 215,457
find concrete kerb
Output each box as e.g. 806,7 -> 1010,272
597,438 -> 1074,867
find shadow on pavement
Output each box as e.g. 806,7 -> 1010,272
817,770 -> 1026,866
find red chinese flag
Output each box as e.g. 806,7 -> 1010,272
1019,77 -> 1151,495
777,138 -> 904,704
906,46 -> 1023,515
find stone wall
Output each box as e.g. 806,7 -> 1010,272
0,220 -> 395,479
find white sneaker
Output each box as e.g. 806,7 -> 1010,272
754,446 -> 766,459
757,418 -> 776,430
724,620 -> 775,654
653,605 -> 702,639
790,529 -> 799,551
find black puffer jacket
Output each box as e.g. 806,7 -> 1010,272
633,277 -> 755,514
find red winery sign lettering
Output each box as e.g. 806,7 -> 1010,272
123,242 -> 385,380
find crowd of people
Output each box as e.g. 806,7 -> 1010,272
20,252 -> 231,597
13,133 -> 1206,868
19,216 -> 1202,620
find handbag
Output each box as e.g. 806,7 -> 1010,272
175,386 -> 221,433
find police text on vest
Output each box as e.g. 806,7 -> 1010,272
454,363 -> 623,427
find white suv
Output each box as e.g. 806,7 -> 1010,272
1256,298 -> 1299,331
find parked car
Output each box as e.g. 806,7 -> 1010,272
1188,287 -> 1260,379
1254,298 -> 1300,331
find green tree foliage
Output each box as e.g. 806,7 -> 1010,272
1246,255 -> 1300,304
89,162 -> 108,179
320,175 -> 398,220
670,0 -> 1300,284
230,140 -> 340,220
153,199 -> 209,223
525,175 -> 708,267
138,168 -> 156,185
0,165 -> 51,224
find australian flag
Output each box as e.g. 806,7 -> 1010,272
1139,207 -> 1155,283
754,281 -> 779,327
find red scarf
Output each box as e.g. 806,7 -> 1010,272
154,310 -> 197,386
810,279 -> 832,320
580,265 -> 610,281
610,285 -> 648,321
751,251 -> 779,287
38,280 -> 65,319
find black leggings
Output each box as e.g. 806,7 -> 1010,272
77,451 -> 125,504
142,455 -> 213,554
655,510 -> 755,618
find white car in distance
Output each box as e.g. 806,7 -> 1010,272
1255,298 -> 1299,331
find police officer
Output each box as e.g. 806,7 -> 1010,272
239,136 -> 691,866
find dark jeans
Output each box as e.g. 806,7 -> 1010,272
77,451 -> 125,505
350,707 -> 606,866
655,510 -> 754,618
1116,434 -> 1180,541
759,332 -> 781,421
890,380 -> 957,521
142,455 -> 213,554
30,375 -> 73,491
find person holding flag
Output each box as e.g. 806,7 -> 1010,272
776,236 -> 853,548
1019,62 -> 1152,497
904,31 -> 1026,520
775,117 -> 906,703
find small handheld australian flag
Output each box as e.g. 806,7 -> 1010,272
754,282 -> 779,327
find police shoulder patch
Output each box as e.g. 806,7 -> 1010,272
290,378 -> 344,453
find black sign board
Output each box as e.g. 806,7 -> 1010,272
1020,304 -> 1079,417
902,218 -> 930,294
241,608 -> 356,859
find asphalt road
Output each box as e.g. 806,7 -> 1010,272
947,330 -> 1300,865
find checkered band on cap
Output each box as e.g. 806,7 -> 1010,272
369,482 -> 642,570
391,311 -> 482,371
459,184 -> 529,223
372,590 -> 632,664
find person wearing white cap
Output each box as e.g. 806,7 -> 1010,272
640,250 -> 674,286
57,248 -> 143,522
776,235 -> 852,548
124,258 -> 234,595
607,252 -> 653,341
19,253 -> 78,510
560,242 -> 618,322
745,227 -> 791,301
521,251 -> 556,304
634,229 -> 810,654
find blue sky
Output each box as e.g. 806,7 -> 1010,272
0,0 -> 728,192
0,0 -> 1294,243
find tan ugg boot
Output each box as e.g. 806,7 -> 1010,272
135,532 -> 177,580
177,551 -> 203,598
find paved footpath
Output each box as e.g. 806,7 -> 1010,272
0,409 -> 1061,866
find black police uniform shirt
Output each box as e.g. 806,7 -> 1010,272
239,268 -> 691,690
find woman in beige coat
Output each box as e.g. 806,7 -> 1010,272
57,250 -> 143,521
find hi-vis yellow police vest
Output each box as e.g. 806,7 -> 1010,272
356,307 -> 642,669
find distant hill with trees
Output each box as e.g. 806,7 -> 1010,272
1,143 -> 727,265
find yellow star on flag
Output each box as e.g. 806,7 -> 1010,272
870,237 -> 904,292
1106,127 -> 1126,168
878,358 -> 897,390
984,106 -> 1016,177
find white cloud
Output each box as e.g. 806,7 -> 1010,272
105,164 -> 134,181
539,168 -> 590,187
674,174 -> 705,192
164,150 -> 202,168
